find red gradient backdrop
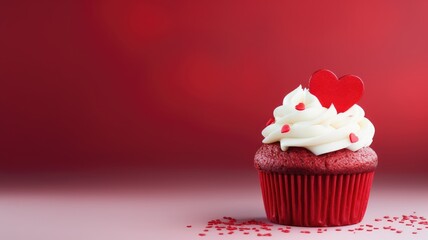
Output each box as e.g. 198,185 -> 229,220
1,0 -> 428,175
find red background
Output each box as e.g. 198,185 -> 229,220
1,0 -> 428,175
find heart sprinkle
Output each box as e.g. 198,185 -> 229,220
349,133 -> 359,143
295,103 -> 305,111
281,124 -> 290,133
266,117 -> 275,126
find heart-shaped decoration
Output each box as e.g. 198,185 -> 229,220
309,69 -> 364,113
349,133 -> 359,143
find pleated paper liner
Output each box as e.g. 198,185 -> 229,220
258,171 -> 375,226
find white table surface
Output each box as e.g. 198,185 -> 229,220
0,171 -> 427,240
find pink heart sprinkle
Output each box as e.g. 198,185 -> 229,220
349,133 -> 359,143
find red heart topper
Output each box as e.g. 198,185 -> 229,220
309,69 -> 364,113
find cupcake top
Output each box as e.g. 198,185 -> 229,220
255,144 -> 377,174
261,70 -> 375,156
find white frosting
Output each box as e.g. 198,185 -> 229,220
262,86 -> 375,155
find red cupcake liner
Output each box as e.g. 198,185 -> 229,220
258,171 -> 375,226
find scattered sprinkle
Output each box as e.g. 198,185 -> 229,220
192,213 -> 428,237
295,102 -> 306,111
281,124 -> 290,133
266,117 -> 275,126
349,133 -> 359,143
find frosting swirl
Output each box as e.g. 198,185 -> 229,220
262,86 -> 375,155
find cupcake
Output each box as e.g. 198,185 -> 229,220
254,69 -> 377,227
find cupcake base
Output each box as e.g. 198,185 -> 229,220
258,171 -> 375,226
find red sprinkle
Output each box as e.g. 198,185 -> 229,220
186,225 -> 192,228
266,117 -> 275,126
281,124 -> 291,133
349,133 -> 359,143
198,214 -> 428,238
295,102 -> 305,111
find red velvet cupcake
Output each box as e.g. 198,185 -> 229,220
254,70 -> 378,226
